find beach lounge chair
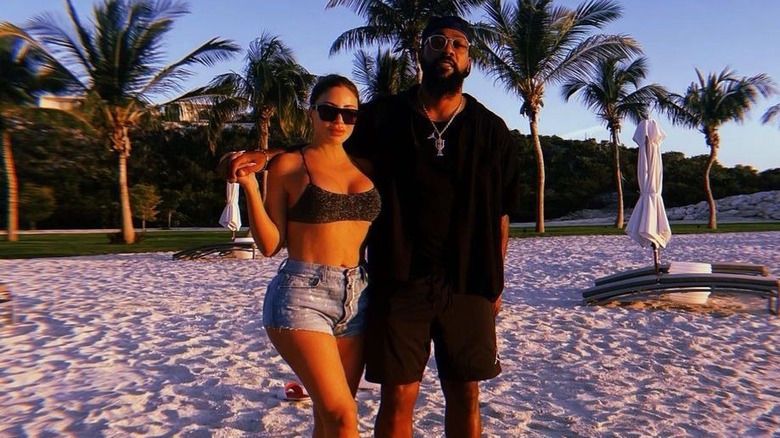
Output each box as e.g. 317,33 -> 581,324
581,262 -> 780,315
0,283 -> 13,326
173,177 -> 260,260
583,119 -> 780,316
172,237 -> 257,260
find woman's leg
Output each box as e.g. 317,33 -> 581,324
338,334 -> 365,397
310,335 -> 364,438
267,328 -> 359,438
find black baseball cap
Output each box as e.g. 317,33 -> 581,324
421,16 -> 473,42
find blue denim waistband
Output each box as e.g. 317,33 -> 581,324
278,258 -> 367,281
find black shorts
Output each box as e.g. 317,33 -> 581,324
364,276 -> 501,385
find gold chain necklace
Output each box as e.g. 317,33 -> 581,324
420,94 -> 464,157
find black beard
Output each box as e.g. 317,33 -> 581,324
421,57 -> 470,98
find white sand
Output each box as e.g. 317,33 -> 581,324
1,232 -> 779,437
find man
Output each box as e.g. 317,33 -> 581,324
227,16 -> 521,437
344,16 -> 522,438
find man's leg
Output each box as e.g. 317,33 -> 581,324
365,280 -> 438,437
434,294 -> 501,437
374,381 -> 421,438
441,379 -> 481,438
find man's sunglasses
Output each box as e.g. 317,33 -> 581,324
425,35 -> 470,52
312,104 -> 359,125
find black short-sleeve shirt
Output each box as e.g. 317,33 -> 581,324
346,85 -> 523,301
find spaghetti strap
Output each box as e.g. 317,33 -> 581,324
300,148 -> 314,185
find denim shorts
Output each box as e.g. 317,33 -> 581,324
263,259 -> 369,337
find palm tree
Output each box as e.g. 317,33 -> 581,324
561,55 -> 667,228
478,0 -> 640,233
657,68 -> 776,229
3,0 -> 239,244
176,33 -> 314,154
762,103 -> 780,127
0,35 -> 74,241
326,0 -> 488,83
1,38 -> 40,242
175,33 -> 313,200
352,48 -> 416,101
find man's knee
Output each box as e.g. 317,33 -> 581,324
380,382 -> 420,413
441,380 -> 480,407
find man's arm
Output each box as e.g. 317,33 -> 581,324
501,214 -> 509,261
495,214 -> 510,316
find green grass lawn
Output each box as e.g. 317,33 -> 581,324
509,221 -> 780,238
0,230 -> 233,259
1,223 -> 779,259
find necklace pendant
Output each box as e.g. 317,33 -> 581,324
435,138 -> 445,156
420,93 -> 462,158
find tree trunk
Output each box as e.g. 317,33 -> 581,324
118,151 -> 135,244
412,50 -> 422,84
704,150 -> 718,230
704,129 -> 719,230
256,115 -> 270,152
2,129 -> 19,242
108,113 -> 136,244
611,129 -> 624,229
529,112 -> 545,233
256,110 -> 273,200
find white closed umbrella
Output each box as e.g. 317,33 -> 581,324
219,182 -> 241,239
625,118 -> 671,273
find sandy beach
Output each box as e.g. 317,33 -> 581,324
1,232 -> 779,437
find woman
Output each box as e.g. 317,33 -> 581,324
235,74 -> 380,438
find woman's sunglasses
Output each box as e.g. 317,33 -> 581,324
312,104 -> 359,125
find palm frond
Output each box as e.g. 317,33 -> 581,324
0,22 -> 85,92
762,103 -> 780,126
656,91 -> 698,129
330,26 -> 394,56
63,0 -> 97,73
352,47 -> 415,101
140,37 -> 240,97
549,34 -> 641,83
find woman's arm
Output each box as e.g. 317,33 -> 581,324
238,156 -> 289,257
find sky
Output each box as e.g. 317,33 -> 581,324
3,0 -> 780,171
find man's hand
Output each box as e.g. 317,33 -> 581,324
493,295 -> 502,316
217,150 -> 272,183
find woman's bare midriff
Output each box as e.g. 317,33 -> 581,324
286,221 -> 371,268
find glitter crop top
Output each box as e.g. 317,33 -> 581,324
287,149 -> 381,224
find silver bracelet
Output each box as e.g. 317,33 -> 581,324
259,148 -> 270,172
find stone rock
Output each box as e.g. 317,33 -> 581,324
557,190 -> 779,222
667,190 -> 779,221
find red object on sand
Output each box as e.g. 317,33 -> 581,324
284,382 -> 310,401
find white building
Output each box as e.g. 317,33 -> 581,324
38,95 -> 83,111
